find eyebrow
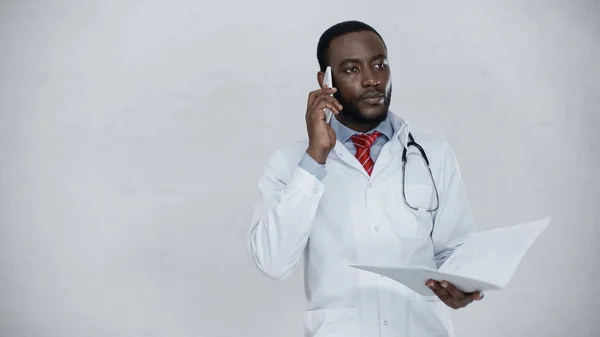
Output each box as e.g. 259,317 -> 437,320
339,53 -> 387,65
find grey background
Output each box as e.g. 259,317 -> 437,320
0,0 -> 598,336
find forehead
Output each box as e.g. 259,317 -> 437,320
327,30 -> 387,64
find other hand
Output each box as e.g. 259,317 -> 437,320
426,279 -> 483,309
305,87 -> 343,164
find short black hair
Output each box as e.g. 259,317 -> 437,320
316,20 -> 387,72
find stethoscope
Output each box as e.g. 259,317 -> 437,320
401,133 -> 440,213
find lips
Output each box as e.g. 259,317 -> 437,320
361,92 -> 384,104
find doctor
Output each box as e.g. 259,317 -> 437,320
247,20 -> 483,337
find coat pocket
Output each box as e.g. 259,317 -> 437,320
408,296 -> 455,337
390,184 -> 436,239
303,306 -> 360,337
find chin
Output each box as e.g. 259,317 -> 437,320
357,104 -> 388,123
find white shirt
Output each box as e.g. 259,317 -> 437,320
247,112 -> 476,337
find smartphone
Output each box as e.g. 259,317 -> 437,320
323,66 -> 333,123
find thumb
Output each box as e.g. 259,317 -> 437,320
327,127 -> 336,142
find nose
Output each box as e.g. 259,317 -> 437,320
361,68 -> 380,87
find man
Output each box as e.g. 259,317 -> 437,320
247,21 -> 483,337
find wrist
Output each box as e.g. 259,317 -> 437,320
306,146 -> 329,164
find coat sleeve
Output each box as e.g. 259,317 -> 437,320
431,140 -> 476,268
246,150 -> 325,280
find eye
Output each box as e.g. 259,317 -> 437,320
344,67 -> 358,73
375,62 -> 387,69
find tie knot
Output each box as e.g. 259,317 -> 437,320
351,131 -> 382,149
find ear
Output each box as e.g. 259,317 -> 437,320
317,71 -> 325,88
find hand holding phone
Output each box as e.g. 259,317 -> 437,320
303,66 -> 342,163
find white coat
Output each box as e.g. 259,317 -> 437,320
247,112 -> 476,337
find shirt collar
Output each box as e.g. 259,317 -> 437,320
331,112 -> 395,143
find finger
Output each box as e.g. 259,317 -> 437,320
440,281 -> 466,300
427,280 -> 463,309
429,287 -> 446,302
470,291 -> 484,301
307,106 -> 326,123
430,287 -> 460,309
315,95 -> 344,112
307,106 -> 333,124
327,125 -> 336,139
309,106 -> 337,122
311,94 -> 342,111
330,96 -> 343,114
310,96 -> 342,116
432,281 -> 453,302
307,88 -> 338,109
427,280 -> 453,303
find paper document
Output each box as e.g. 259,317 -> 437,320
350,217 -> 551,296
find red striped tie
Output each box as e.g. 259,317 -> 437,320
350,131 -> 382,176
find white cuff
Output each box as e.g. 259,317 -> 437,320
290,165 -> 326,197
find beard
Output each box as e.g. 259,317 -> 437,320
333,85 -> 392,125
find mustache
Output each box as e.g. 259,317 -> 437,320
360,90 -> 385,100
